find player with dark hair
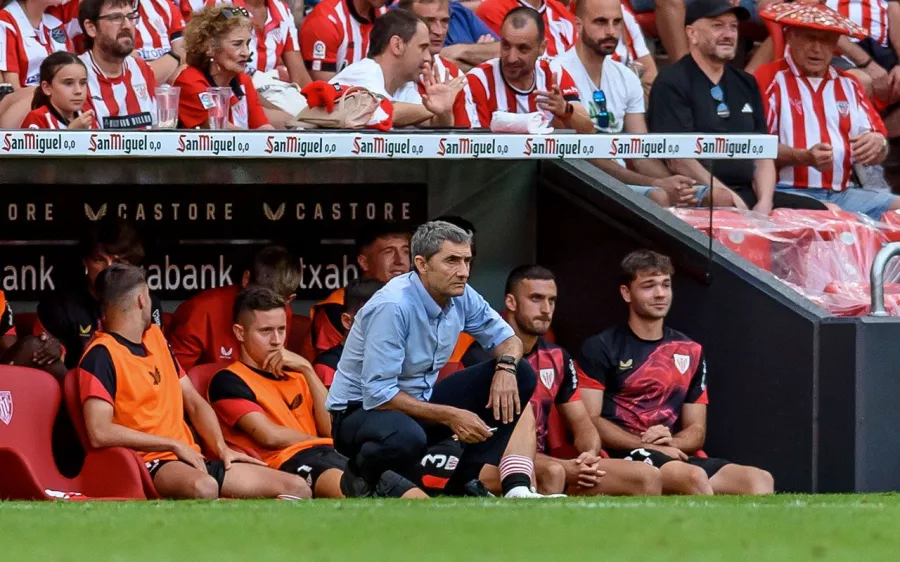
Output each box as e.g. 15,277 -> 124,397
207,285 -> 425,499
168,246 -> 301,369
313,277 -> 385,387
37,218 -> 162,369
579,250 -> 774,495
77,264 -> 310,500
310,223 -> 409,354
464,265 -> 662,496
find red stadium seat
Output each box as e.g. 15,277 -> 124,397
286,314 -> 315,361
187,362 -> 230,399
14,311 -> 36,339
0,366 -> 152,500
162,311 -> 173,335
62,368 -> 157,499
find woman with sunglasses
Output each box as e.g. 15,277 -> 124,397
173,4 -> 272,129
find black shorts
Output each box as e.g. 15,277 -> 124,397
145,458 -> 227,492
278,445 -> 347,487
609,448 -> 731,478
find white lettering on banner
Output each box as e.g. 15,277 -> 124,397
0,132 -> 778,159
297,255 -> 358,290
5,203 -> 53,221
145,256 -> 234,291
1,258 -> 55,291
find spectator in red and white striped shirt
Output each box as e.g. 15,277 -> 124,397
396,0 -> 479,127
0,0 -> 76,89
467,6 -> 591,130
300,0 -> 388,81
179,0 -> 309,86
756,3 -> 899,220
77,0 -> 158,129
477,0 -> 574,57
21,50 -> 99,128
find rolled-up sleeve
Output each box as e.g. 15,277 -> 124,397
360,302 -> 407,410
462,287 -> 514,351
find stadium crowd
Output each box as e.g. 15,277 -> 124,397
0,0 -> 898,215
0,217 -> 774,499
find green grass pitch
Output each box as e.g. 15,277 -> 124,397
1,495 -> 898,561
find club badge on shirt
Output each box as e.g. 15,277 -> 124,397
539,368 -> 555,389
199,92 -> 217,110
50,27 -> 66,45
673,353 -> 691,375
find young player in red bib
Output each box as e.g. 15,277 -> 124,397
579,250 -> 775,495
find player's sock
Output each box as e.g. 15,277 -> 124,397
499,455 -> 534,496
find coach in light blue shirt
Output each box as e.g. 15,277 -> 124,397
327,221 -> 544,499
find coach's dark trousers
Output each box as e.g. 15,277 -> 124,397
331,360 -> 537,493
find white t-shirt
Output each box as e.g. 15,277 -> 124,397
556,47 -> 644,135
330,58 -> 399,100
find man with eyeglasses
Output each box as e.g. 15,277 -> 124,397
77,0 -> 159,129
556,0 -> 700,207
647,0 -> 780,212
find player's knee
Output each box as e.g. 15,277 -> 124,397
647,188 -> 670,207
631,464 -> 663,496
514,361 -> 537,402
747,468 -> 775,495
282,473 -> 313,499
383,424 -> 428,465
189,475 -> 220,500
539,461 -> 567,494
684,465 -> 712,495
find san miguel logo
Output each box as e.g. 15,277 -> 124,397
436,137 -> 509,158
522,137 -> 594,158
350,136 -> 424,157
176,134 -> 249,155
694,136 -> 760,157
609,137 -> 672,158
87,133 -> 158,154
2,132 -> 70,153
264,135 -> 335,156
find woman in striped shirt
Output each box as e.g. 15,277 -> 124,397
21,51 -> 98,128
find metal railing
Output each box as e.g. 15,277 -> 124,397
870,242 -> 900,316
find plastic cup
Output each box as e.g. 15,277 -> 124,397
206,87 -> 232,130
155,85 -> 180,129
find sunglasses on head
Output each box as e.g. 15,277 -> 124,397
592,89 -> 609,129
710,85 -> 730,119
220,6 -> 250,19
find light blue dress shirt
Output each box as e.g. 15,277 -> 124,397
325,272 -> 514,411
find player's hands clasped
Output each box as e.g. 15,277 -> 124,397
641,424 -> 672,445
571,452 -> 606,489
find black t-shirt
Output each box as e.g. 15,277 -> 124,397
38,280 -> 163,368
647,55 -> 766,189
579,324 -> 708,435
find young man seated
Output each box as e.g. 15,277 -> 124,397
579,250 -> 775,495
77,263 -> 311,500
313,277 -> 385,387
464,265 -> 662,496
208,286 -> 425,499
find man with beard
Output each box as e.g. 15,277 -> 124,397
77,264 -> 312,500
579,250 -> 774,495
646,0 -> 822,213
77,0 -> 158,129
463,265 -> 664,496
467,6 -> 592,131
558,0 -> 703,207
328,9 -> 465,127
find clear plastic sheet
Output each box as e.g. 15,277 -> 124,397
669,207 -> 900,317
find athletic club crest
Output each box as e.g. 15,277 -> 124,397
790,98 -> 803,115
0,391 -> 13,425
539,368 -> 555,389
836,101 -> 850,116
673,354 -> 691,375
135,84 -> 148,100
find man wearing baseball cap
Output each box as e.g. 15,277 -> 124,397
647,0 -> 826,214
754,2 -> 899,220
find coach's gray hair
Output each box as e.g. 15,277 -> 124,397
411,221 -> 472,261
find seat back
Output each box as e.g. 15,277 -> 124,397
63,369 -> 91,450
0,365 -> 66,496
13,312 -> 37,339
188,362 -> 230,399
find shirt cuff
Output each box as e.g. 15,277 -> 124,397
484,323 -> 515,351
363,385 -> 400,411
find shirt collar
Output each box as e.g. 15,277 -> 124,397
785,46 -> 837,80
203,67 -> 244,98
517,0 -> 546,14
346,0 -> 375,24
410,272 -> 452,319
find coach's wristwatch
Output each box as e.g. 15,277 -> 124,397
497,355 -> 518,369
